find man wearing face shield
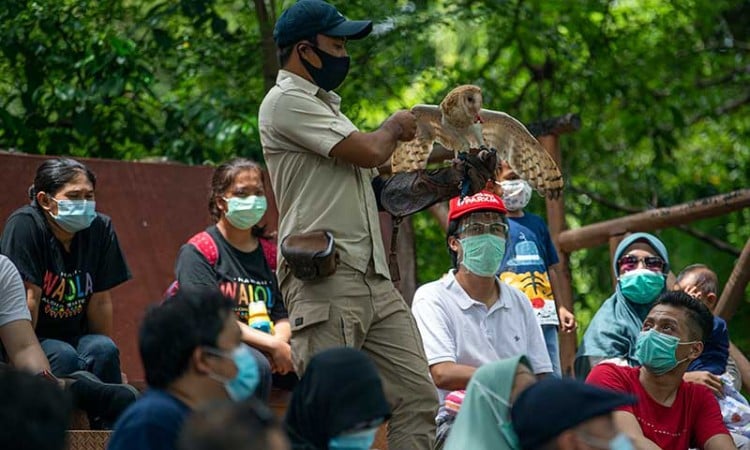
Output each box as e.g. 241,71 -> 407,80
586,291 -> 735,450
575,232 -> 671,380
412,192 -> 552,446
258,1 -> 498,447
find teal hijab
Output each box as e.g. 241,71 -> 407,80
575,232 -> 669,379
444,356 -> 529,450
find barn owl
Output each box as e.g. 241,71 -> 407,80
390,85 -> 564,198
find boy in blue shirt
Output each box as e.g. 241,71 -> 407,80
495,161 -> 576,376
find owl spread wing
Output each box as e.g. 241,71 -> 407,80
479,109 -> 564,198
389,104 -> 564,199
390,105 -> 442,173
391,105 -> 470,173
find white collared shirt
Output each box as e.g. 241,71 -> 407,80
412,270 -> 552,404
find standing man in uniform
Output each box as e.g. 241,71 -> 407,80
258,1 -> 496,448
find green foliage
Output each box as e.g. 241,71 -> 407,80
1,0 -> 749,347
0,0 -> 264,163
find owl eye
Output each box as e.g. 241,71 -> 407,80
467,96 -> 474,103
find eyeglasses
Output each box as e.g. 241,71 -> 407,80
618,255 -> 665,272
458,222 -> 508,237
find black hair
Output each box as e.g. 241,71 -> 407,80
277,35 -> 318,68
447,218 -> 461,269
139,287 -> 235,388
676,264 -> 719,296
652,290 -> 713,342
178,399 -> 283,450
28,158 -> 96,204
207,158 -> 266,237
446,212 -> 509,269
0,367 -> 72,450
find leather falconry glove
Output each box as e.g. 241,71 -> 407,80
378,146 -> 498,218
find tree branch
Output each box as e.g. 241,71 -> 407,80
696,64 -> 750,88
568,185 -> 742,257
688,91 -> 750,125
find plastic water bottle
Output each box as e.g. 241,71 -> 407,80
248,301 -> 274,334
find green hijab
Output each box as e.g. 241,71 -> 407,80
444,356 -> 529,450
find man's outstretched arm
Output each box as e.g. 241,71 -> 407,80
330,111 -> 416,168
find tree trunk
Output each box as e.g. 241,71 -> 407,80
252,0 -> 279,93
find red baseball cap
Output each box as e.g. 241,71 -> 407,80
448,191 -> 507,221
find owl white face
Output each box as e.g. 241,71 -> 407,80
464,89 -> 482,116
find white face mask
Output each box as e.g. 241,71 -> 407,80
497,180 -> 532,211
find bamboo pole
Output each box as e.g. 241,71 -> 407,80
557,190 -> 750,253
714,236 -> 750,322
539,135 -> 577,377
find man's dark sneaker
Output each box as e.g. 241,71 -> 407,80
66,371 -> 139,430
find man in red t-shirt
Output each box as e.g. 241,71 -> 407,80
587,290 -> 735,450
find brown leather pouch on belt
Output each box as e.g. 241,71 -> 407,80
280,230 -> 339,281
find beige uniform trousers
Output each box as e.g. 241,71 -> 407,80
282,263 -> 438,450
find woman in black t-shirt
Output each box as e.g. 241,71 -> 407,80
0,158 -> 131,383
174,158 -> 293,400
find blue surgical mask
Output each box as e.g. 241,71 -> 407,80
579,431 -> 634,450
609,433 -> 635,450
635,329 -> 697,375
49,198 -> 96,233
223,195 -> 267,230
206,344 -> 260,401
618,268 -> 665,304
459,234 -> 506,277
328,427 -> 378,450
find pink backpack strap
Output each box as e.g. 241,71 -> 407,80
163,231 -> 218,300
188,231 -> 219,266
259,237 -> 277,272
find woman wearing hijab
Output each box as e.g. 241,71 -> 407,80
284,348 -> 391,450
574,232 -> 670,380
444,356 -> 537,450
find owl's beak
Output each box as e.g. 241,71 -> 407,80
474,114 -> 483,124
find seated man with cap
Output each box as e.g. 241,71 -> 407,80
511,377 -> 636,450
412,191 -> 552,445
586,290 -> 735,450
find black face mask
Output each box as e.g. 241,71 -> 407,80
299,45 -> 350,92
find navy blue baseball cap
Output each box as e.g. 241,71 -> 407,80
511,378 -> 636,449
273,0 -> 373,48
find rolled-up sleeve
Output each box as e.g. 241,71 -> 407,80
270,92 -> 357,158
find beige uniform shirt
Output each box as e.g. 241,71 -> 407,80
259,70 -> 390,281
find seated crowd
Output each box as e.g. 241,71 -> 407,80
0,5 -> 747,450
2,153 -> 746,450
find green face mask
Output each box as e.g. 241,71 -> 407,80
459,234 -> 506,277
618,269 -> 665,304
223,195 -> 267,230
635,329 -> 697,375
